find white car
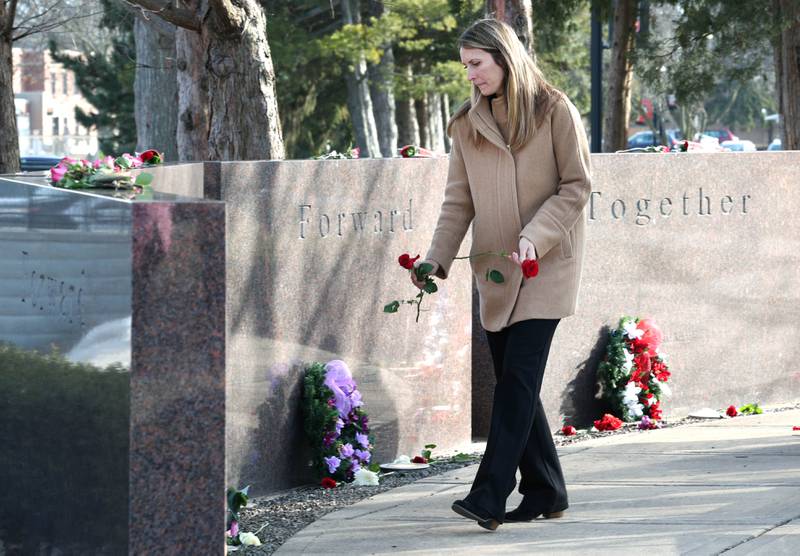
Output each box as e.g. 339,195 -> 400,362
720,139 -> 757,152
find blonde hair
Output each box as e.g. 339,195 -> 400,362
448,18 -> 559,149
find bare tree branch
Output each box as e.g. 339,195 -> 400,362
124,0 -> 200,32
3,0 -> 20,37
12,8 -> 103,41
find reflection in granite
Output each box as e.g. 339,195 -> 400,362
0,176 -> 226,554
130,202 -> 226,554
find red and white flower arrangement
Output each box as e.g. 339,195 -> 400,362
597,316 -> 672,423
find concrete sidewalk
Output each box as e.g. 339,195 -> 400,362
277,410 -> 800,555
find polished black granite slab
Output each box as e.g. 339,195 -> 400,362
0,175 -> 226,554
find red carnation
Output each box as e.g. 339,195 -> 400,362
649,402 -> 663,421
398,253 -> 420,270
634,353 -> 651,374
521,258 -> 539,279
594,413 -> 623,431
320,477 -> 337,489
561,425 -> 577,436
411,456 -> 428,464
726,405 -> 738,417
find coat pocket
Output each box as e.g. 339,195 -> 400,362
560,227 -> 575,259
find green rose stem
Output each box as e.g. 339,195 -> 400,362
384,252 -> 509,320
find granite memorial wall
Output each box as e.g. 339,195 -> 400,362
0,176 -> 226,554
473,152 -> 800,435
150,160 -> 472,494
151,151 -> 800,493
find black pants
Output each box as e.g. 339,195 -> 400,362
464,318 -> 568,521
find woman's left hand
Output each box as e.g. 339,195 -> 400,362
511,237 -> 536,266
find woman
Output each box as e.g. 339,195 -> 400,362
411,19 -> 591,531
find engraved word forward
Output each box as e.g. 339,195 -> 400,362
299,199 -> 414,239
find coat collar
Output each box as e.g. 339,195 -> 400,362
468,94 -> 509,151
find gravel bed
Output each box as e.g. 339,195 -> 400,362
231,402 -> 800,554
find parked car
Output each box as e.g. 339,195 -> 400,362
695,128 -> 738,143
20,156 -> 63,172
720,139 -> 757,152
767,138 -> 782,151
626,129 -> 683,149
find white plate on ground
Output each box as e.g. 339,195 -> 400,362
379,462 -> 430,471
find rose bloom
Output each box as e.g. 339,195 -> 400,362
411,456 -> 428,464
726,405 -> 738,417
320,477 -> 337,489
398,253 -> 420,269
139,149 -> 161,164
521,258 -> 539,278
50,163 -> 68,183
561,425 -> 577,436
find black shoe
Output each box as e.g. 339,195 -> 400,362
504,500 -> 568,523
451,499 -> 501,531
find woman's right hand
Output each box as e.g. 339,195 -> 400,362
410,259 -> 439,289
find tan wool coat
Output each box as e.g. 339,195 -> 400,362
426,92 -> 592,332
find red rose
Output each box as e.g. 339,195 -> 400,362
793,426 -> 800,431
726,405 -> 738,417
321,477 -> 337,489
139,149 -> 161,164
594,413 -> 623,431
521,258 -> 539,278
561,425 -> 576,436
411,456 -> 428,464
649,402 -> 662,421
398,253 -> 420,270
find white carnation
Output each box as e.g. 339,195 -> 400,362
239,532 -> 262,546
623,320 -> 643,340
353,468 -> 380,486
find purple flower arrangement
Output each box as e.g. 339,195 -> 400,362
302,360 -> 374,484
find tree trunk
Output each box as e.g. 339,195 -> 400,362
175,27 -> 208,161
441,93 -> 451,152
424,92 -> 445,152
603,0 -> 638,152
777,0 -> 800,150
134,16 -> 178,161
415,97 -> 429,149
486,0 -> 535,57
0,34 -> 20,173
368,1 -> 397,157
342,0 -> 380,157
204,2 -> 284,160
396,65 -> 420,147
129,0 -> 284,160
368,48 -> 398,157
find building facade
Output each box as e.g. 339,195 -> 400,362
12,48 -> 98,157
